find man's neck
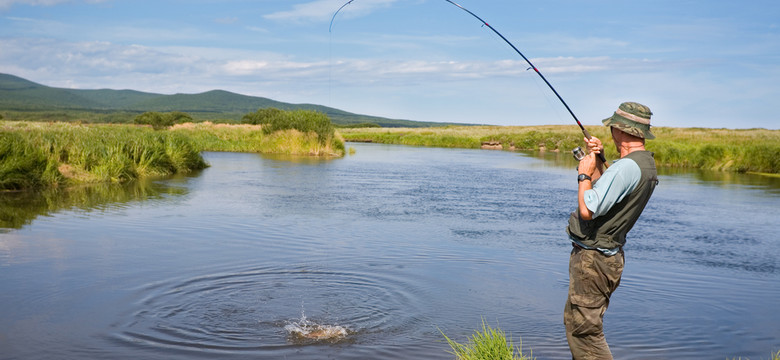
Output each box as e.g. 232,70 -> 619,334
618,143 -> 645,158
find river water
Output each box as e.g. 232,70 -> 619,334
1,143 -> 778,359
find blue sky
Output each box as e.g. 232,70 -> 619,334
1,0 -> 778,129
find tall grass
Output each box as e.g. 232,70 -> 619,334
0,131 -> 56,190
170,122 -> 345,156
0,119 -> 346,190
442,320 -> 534,360
340,126 -> 780,174
0,121 -> 208,189
729,350 -> 780,360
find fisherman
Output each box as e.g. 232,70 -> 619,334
564,102 -> 658,359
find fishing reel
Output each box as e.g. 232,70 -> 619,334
572,147 -> 586,161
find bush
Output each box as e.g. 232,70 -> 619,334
241,107 -> 286,125
242,108 -> 335,145
134,111 -> 193,130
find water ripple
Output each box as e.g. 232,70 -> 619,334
109,263 -> 427,355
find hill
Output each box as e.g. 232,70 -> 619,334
0,73 -> 457,127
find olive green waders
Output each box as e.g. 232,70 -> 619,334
564,246 -> 624,360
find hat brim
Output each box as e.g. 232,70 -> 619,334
602,113 -> 655,140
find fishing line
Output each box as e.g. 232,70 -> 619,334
330,0 -> 608,165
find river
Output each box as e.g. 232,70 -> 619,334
1,143 -> 778,359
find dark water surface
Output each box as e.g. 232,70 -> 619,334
1,143 -> 778,359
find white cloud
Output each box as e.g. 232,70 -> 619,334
0,37 -> 665,92
0,0 -> 104,10
264,0 -> 398,23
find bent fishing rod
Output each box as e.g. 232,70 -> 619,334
330,0 -> 609,166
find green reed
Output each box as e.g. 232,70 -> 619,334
340,126 -> 780,174
169,122 -> 345,156
0,121 -> 208,189
729,350 -> 780,360
441,320 -> 534,360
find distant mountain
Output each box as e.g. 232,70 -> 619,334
0,73 -> 456,127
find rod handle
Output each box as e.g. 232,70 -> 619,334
581,128 -> 610,167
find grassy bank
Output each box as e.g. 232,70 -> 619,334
0,121 -> 208,190
341,125 -> 780,174
0,119 -> 346,190
170,122 -> 345,156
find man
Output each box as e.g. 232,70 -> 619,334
563,102 -> 658,359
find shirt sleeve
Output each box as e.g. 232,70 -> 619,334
583,158 -> 641,218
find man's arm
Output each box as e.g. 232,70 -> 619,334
578,158 -> 642,220
577,152 -> 598,220
578,176 -> 595,220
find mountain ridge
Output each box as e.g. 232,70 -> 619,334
0,73 -> 459,127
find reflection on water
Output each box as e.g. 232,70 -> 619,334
0,176 -> 192,230
0,145 -> 778,360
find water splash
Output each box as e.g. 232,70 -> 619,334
283,306 -> 350,343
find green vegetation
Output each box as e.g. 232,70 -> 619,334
729,350 -> 780,360
0,107 -> 346,190
0,121 -> 208,190
134,111 -> 193,130
442,320 -> 534,360
340,126 -> 780,174
170,121 -> 345,156
242,108 -> 336,144
334,122 -> 381,128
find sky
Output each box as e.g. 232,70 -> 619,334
1,0 -> 778,129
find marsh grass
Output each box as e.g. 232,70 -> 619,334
442,320 -> 534,360
341,126 -> 780,174
169,122 -> 345,156
0,119 -> 346,190
729,350 -> 780,360
0,121 -> 207,189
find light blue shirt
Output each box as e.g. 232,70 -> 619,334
571,157 -> 641,256
583,157 -> 641,218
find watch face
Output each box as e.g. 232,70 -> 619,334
578,174 -> 590,182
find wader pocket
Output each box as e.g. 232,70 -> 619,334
567,293 -> 607,337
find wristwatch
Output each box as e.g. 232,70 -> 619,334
577,174 -> 592,182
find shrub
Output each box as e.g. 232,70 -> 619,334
134,111 -> 193,130
241,107 -> 286,125
243,108 -> 335,145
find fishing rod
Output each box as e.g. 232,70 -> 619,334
330,0 -> 609,166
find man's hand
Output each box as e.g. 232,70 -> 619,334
584,136 -> 603,155
578,152 -> 597,177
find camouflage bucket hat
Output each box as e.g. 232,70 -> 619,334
602,102 -> 655,140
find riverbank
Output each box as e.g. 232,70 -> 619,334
340,125 -> 780,174
0,121 -> 345,190
0,121 -> 208,190
169,122 -> 345,156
